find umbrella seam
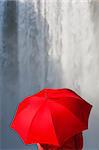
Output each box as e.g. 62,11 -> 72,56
48,97 -> 91,127
25,99 -> 47,142
48,100 -> 87,137
47,105 -> 60,146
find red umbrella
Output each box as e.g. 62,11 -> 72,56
10,88 -> 92,147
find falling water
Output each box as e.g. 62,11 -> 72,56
0,0 -> 99,149
0,0 -> 6,147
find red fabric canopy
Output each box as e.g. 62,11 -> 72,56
11,88 -> 92,147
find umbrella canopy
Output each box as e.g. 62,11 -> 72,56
10,88 -> 92,146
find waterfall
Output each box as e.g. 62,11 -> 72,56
0,0 -> 6,145
0,0 -> 99,149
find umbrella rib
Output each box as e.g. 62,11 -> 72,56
48,96 -> 91,108
48,96 -> 91,127
50,100 -> 87,129
47,106 -> 60,146
48,96 -> 81,101
25,100 -> 47,141
25,100 -> 60,145
44,88 -> 83,100
17,96 -> 46,116
49,101 -> 88,142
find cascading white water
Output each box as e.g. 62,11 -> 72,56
0,0 -> 99,149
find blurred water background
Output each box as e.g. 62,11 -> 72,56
0,0 -> 99,149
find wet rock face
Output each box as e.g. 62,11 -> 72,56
0,0 -> 99,150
